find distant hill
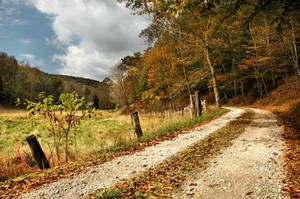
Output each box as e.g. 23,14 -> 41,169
47,73 -> 102,88
0,51 -> 115,109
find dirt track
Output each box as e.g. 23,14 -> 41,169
174,108 -> 288,199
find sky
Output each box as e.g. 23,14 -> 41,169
0,0 -> 150,81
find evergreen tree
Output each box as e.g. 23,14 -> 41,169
93,95 -> 99,109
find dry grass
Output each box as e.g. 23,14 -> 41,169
0,106 -> 213,182
0,106 -> 29,117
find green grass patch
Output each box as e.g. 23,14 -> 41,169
100,109 -> 227,154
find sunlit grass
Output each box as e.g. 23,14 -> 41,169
0,108 -> 193,160
0,106 -> 224,182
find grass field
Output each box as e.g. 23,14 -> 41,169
0,108 -> 184,159
0,105 -> 223,182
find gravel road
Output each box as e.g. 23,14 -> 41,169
18,108 -> 243,199
174,108 -> 288,199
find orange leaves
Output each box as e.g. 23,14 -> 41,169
240,56 -> 272,69
142,44 -> 184,100
238,65 -> 249,70
277,109 -> 300,198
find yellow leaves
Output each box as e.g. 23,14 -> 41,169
247,45 -> 262,50
255,57 -> 271,62
143,44 -> 183,93
128,66 -> 138,74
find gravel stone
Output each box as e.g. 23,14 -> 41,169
18,108 -> 243,199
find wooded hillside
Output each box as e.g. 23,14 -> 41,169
0,52 -> 115,109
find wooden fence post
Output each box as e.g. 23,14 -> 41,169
26,135 -> 50,170
201,100 -> 207,113
131,112 -> 143,138
194,91 -> 202,117
189,94 -> 196,118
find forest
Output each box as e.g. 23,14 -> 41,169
110,0 -> 299,111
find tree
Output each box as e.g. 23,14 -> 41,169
119,0 -> 225,107
93,95 -> 99,109
18,92 -> 86,163
110,53 -> 144,106
142,44 -> 183,110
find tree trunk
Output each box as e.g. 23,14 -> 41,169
291,21 -> 300,80
131,112 -> 143,138
234,79 -> 237,97
256,77 -> 263,98
203,24 -> 221,108
204,44 -> 221,108
189,94 -> 195,118
223,90 -> 228,102
261,76 -> 268,94
201,100 -> 207,113
183,66 -> 195,118
240,81 -> 244,96
26,135 -> 50,170
264,15 -> 276,88
65,133 -> 69,163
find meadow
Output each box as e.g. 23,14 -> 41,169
0,105 -> 224,181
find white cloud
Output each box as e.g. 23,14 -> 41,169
53,45 -> 113,80
20,39 -> 32,45
27,0 -> 150,81
20,53 -> 35,60
20,53 -> 44,67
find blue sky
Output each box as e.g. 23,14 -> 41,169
0,0 -> 150,80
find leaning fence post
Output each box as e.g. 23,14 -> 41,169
131,112 -> 143,138
26,135 -> 50,170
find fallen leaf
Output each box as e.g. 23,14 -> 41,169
246,191 -> 253,195
189,183 -> 198,186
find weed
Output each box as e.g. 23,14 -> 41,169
95,188 -> 121,199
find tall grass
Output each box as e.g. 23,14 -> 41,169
0,106 -> 225,182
